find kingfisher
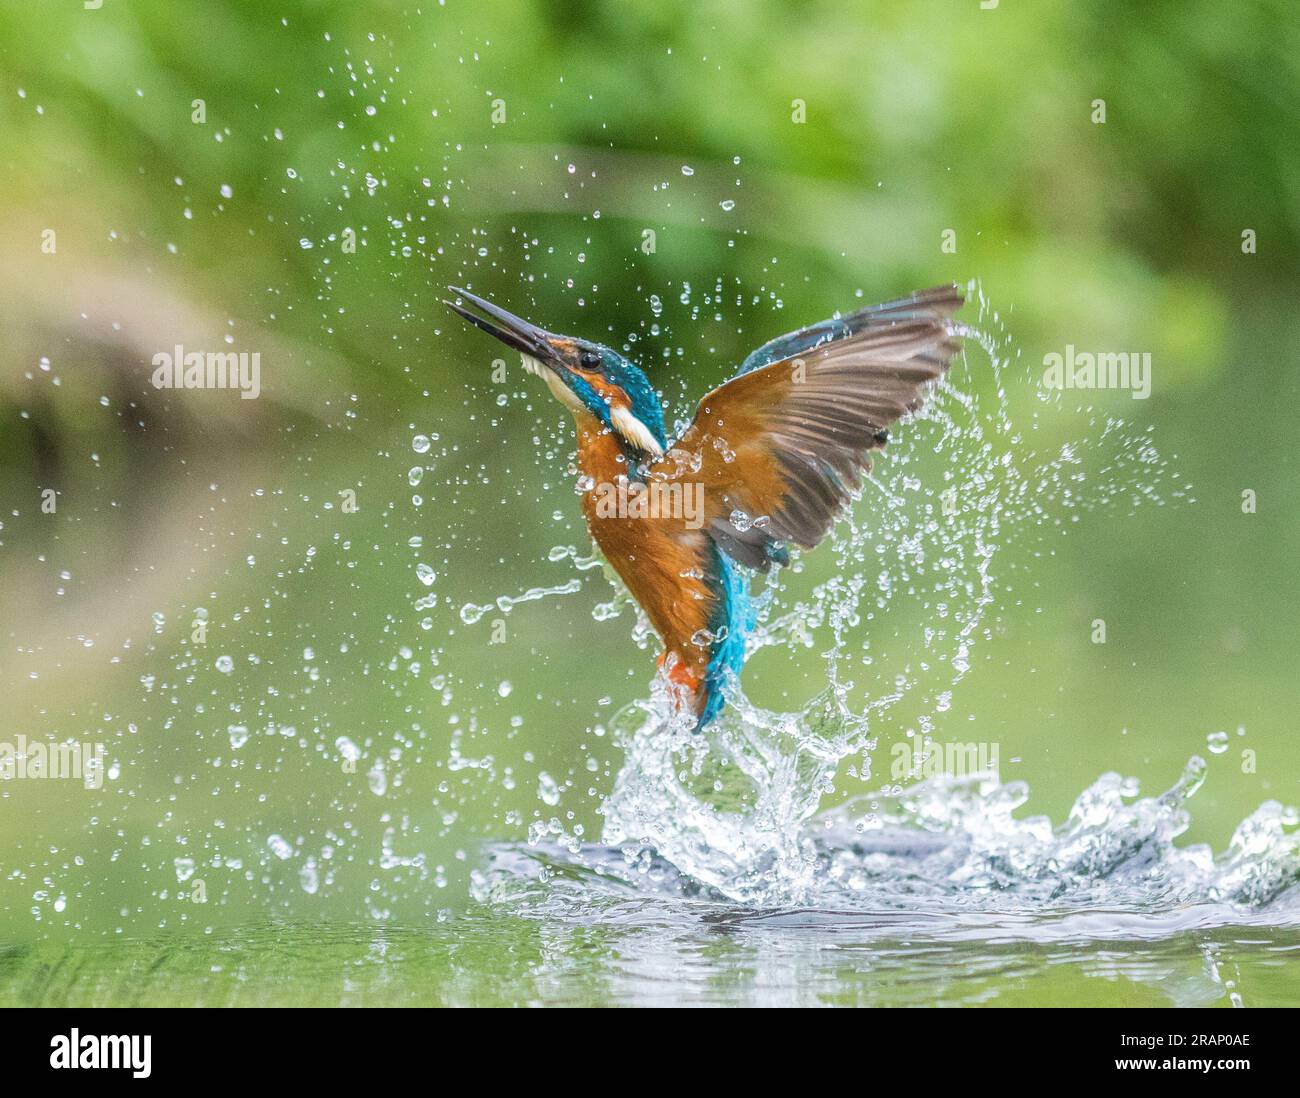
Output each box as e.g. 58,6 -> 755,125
446,284 -> 963,730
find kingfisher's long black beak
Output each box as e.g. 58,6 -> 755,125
444,286 -> 557,362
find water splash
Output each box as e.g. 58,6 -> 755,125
478,756 -> 1300,927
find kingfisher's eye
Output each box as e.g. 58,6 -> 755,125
579,351 -> 602,370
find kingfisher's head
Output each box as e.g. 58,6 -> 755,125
446,286 -> 667,461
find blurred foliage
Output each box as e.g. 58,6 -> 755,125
0,0 -> 1297,938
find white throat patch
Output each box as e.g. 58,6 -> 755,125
522,352 -> 584,413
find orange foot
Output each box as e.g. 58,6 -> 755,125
656,649 -> 703,714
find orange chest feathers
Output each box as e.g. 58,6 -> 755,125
573,423 -> 718,665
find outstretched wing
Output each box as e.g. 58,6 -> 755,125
651,285 -> 963,572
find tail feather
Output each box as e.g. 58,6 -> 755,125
694,549 -> 751,730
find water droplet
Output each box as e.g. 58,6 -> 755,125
538,772 -> 560,806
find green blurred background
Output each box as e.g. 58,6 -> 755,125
0,0 -> 1297,940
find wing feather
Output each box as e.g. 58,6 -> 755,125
651,285 -> 963,572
